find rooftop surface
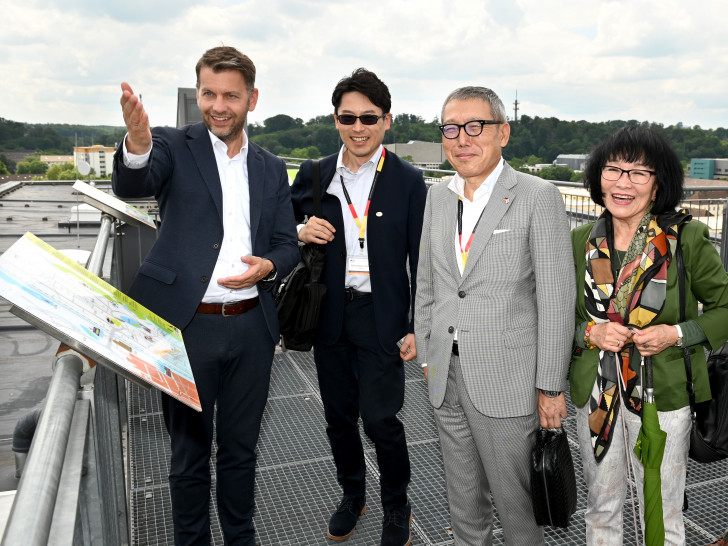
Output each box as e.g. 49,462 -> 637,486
1,181 -> 727,545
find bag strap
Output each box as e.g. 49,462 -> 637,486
675,228 -> 698,416
312,160 -> 322,218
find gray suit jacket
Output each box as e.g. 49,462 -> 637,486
414,163 -> 575,417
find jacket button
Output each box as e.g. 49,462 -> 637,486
448,326 -> 454,333
200,276 -> 209,283
212,242 -> 220,249
458,290 -> 466,298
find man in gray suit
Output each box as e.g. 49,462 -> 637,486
414,86 -> 575,544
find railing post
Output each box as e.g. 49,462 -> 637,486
721,198 -> 728,271
1,354 -> 84,546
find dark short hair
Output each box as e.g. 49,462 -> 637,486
331,68 -> 391,114
584,126 -> 684,214
195,46 -> 256,92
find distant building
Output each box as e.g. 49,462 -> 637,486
384,141 -> 445,169
74,145 -> 115,177
689,158 -> 728,180
177,88 -> 202,128
41,155 -> 73,167
555,154 -> 589,171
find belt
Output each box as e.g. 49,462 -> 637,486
452,341 -> 459,356
196,297 -> 259,316
344,287 -> 371,304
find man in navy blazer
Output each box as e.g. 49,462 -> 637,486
291,69 -> 427,546
112,46 -> 299,545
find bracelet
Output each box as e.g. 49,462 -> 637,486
584,320 -> 596,349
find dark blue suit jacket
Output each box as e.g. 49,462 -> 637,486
290,151 -> 427,353
112,122 -> 299,340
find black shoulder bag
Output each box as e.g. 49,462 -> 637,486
275,160 -> 327,352
675,230 -> 728,463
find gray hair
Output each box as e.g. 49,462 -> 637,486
441,86 -> 507,122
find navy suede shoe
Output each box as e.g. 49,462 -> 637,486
327,496 -> 367,541
381,503 -> 412,546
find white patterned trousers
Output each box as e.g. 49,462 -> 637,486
576,400 -> 691,546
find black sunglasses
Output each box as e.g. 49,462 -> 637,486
336,114 -> 385,126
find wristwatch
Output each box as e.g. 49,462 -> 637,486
675,324 -> 684,347
540,389 -> 562,398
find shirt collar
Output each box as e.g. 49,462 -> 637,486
207,129 -> 249,161
448,157 -> 505,200
336,144 -> 383,176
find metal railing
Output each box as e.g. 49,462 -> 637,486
2,212 -> 129,545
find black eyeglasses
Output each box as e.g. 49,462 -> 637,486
336,114 -> 385,126
439,120 -> 503,139
601,166 -> 656,185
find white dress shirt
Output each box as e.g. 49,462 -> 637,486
122,131 -> 257,303
324,144 -> 385,293
447,157 -> 505,276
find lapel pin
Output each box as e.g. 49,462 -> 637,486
503,197 -> 510,204
376,211 -> 383,217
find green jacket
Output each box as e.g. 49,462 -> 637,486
570,220 -> 728,411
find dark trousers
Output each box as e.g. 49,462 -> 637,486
162,305 -> 274,546
313,295 -> 410,508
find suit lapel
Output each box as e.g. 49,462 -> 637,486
187,123 -> 223,220
440,182 -> 460,276
247,142 -> 264,243
460,165 -> 516,281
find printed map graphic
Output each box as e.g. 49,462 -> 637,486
0,233 -> 200,411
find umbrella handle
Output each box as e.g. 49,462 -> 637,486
644,356 -> 655,404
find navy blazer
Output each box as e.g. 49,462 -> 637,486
291,151 -> 427,353
112,122 -> 299,340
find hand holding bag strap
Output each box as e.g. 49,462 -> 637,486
312,160 -> 322,218
675,228 -> 698,415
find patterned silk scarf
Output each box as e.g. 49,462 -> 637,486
583,208 -> 689,461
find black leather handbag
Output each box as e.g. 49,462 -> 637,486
675,233 -> 728,463
275,160 -> 327,352
530,427 -> 577,528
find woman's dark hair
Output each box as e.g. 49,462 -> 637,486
331,68 -> 391,115
583,126 -> 684,214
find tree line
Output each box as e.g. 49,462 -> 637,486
2,115 -> 727,175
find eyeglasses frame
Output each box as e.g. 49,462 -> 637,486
601,165 -> 656,185
439,119 -> 504,139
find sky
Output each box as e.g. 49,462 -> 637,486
1,0 -> 726,130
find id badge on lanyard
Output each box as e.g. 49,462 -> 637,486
348,255 -> 370,276
340,149 -> 385,279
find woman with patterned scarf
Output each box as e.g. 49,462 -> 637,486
569,126 -> 728,545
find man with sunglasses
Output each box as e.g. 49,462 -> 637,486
414,87 -> 575,544
291,68 -> 427,545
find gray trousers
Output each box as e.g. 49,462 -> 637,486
433,354 -> 543,545
576,401 -> 691,545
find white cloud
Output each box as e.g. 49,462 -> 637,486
0,0 -> 726,129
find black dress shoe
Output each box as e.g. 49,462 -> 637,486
327,496 -> 367,541
380,503 -> 412,546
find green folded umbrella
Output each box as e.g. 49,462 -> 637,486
633,356 -> 667,546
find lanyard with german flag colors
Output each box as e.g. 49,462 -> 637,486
339,148 -> 386,250
457,196 -> 485,269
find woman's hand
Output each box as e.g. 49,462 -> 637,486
589,322 -> 633,352
631,325 -> 679,356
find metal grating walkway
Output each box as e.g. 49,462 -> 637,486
128,350 -> 728,545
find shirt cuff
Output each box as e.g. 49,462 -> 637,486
679,319 -> 707,347
122,134 -> 152,169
